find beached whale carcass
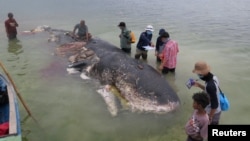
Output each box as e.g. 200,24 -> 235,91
68,38 -> 180,115
47,29 -> 180,116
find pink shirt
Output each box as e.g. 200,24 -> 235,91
162,39 -> 179,68
185,110 -> 209,140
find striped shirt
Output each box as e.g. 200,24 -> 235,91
162,39 -> 179,68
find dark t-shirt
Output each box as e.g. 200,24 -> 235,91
156,36 -> 164,52
5,18 -> 18,35
74,24 -> 88,37
136,32 -> 152,51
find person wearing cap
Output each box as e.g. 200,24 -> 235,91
135,25 -> 154,60
5,12 -> 19,40
118,22 -> 131,54
155,28 -> 166,63
72,20 -> 89,41
192,61 -> 222,125
159,31 -> 179,74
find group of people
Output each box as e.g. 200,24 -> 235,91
5,12 -> 91,42
118,22 -> 223,141
5,13 -> 222,141
118,22 -> 179,75
185,61 -> 222,141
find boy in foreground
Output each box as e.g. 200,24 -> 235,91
185,91 -> 210,141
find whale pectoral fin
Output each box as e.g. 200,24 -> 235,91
97,85 -> 118,117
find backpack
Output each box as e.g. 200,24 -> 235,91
129,31 -> 136,43
213,77 -> 230,111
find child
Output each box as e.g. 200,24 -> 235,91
185,92 -> 210,141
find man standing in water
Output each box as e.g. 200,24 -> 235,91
135,25 -> 154,60
159,32 -> 179,74
192,61 -> 222,125
5,12 -> 19,40
118,22 -> 131,54
73,20 -> 89,41
155,28 -> 166,63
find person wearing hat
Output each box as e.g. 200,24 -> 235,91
192,61 -> 222,125
118,22 -> 131,54
5,12 -> 19,40
159,31 -> 179,74
155,28 -> 167,63
135,25 -> 154,60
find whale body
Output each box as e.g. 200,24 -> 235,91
47,29 -> 180,115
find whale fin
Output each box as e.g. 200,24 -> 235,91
97,85 -> 118,117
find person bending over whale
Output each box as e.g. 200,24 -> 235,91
72,20 -> 90,41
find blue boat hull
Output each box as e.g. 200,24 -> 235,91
0,74 -> 22,141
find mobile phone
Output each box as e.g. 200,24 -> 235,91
185,78 -> 195,89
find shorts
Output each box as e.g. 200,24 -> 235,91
187,136 -> 203,141
8,33 -> 17,40
77,33 -> 91,41
162,67 -> 175,74
77,34 -> 87,40
210,111 -> 222,125
121,48 -> 131,53
156,56 -> 161,63
135,48 -> 148,60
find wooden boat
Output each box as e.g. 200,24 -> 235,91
0,73 -> 22,141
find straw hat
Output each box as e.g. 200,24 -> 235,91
192,61 -> 211,75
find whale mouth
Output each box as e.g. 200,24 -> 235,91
67,60 -> 89,68
66,45 -> 100,75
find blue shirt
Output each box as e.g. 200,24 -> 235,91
136,31 -> 152,51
